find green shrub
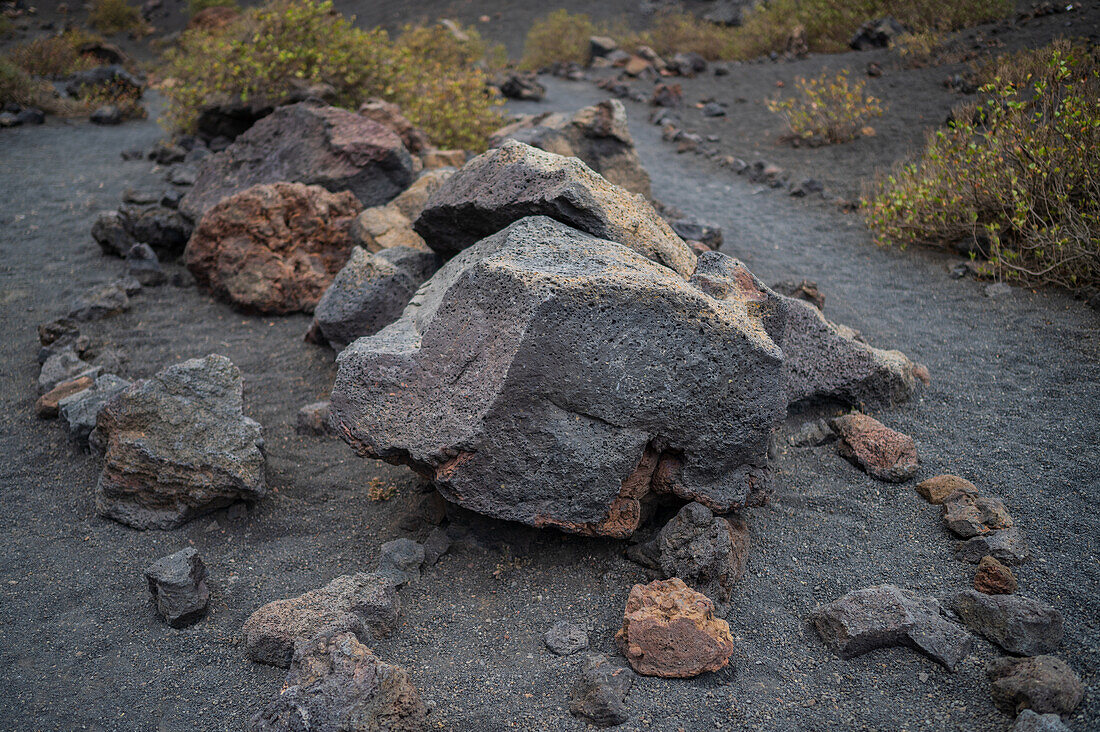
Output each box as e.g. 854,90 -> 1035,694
0,56 -> 73,113
187,0 -> 240,16
520,9 -> 594,70
160,0 -> 502,150
864,40 -> 1100,292
6,33 -> 100,77
0,16 -> 13,38
766,70 -> 886,144
89,0 -> 145,34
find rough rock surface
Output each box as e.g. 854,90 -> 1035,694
375,538 -> 426,587
350,205 -> 426,252
250,630 -> 429,732
412,141 -> 695,276
388,169 -> 454,222
180,103 -> 414,221
91,355 -> 266,530
489,101 -> 652,197
357,98 -> 431,153
830,413 -> 919,482
942,490 -> 1014,538
569,654 -> 635,727
58,373 -> 131,448
974,555 -> 1018,595
126,242 -> 166,286
544,621 -> 589,656
38,347 -> 100,394
118,204 -> 193,257
242,573 -> 400,668
615,578 -> 734,678
67,281 -> 130,321
656,502 -> 749,602
143,547 -> 209,628
987,655 -> 1084,716
296,401 -> 334,436
184,182 -> 363,314
35,376 -> 93,419
811,585 -> 973,670
917,474 -> 978,504
952,590 -> 1063,656
956,527 -> 1031,565
312,246 -> 441,350
331,217 -> 787,537
781,295 -> 924,408
1010,709 -> 1073,732
92,210 -> 135,256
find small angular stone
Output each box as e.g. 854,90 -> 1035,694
1011,709 -> 1073,732
35,376 -> 94,419
942,490 -> 1013,538
58,373 -> 131,448
952,590 -> 1063,656
830,413 -> 919,482
144,547 -> 210,627
67,281 -> 130,321
38,347 -> 100,394
987,655 -> 1084,716
655,502 -> 749,602
569,654 -> 634,728
974,555 -> 1017,595
544,621 -> 589,656
376,538 -> 425,587
788,419 -> 836,447
295,401 -> 333,436
916,474 -> 978,504
956,527 -> 1031,565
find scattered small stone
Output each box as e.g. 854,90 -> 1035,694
651,83 -> 683,108
942,489 -> 1013,538
669,220 -> 723,250
38,347 -> 99,394
166,164 -> 198,186
985,282 -> 1013,298
148,139 -> 187,165
125,243 -> 166,287
956,526 -> 1031,565
59,373 -> 131,448
789,178 -> 824,197
771,279 -> 825,310
975,555 -> 1018,595
376,538 -> 426,587
866,62 -> 884,77
615,578 -> 734,678
89,105 -> 122,126
987,655 -> 1084,717
118,203 -> 193,257
91,211 -> 135,257
849,17 -> 908,50
916,474 -> 978,504
35,376 -> 94,419
701,101 -> 726,118
15,108 -> 43,126
422,525 -> 452,566
952,590 -> 1063,656
544,621 -> 589,656
669,52 -> 706,77
123,188 -> 161,205
242,573 -> 400,668
0,112 -> 21,128
655,502 -> 749,602
295,401 -> 333,436
67,282 -> 129,321
589,36 -> 618,58
1010,709 -> 1073,732
497,72 -> 546,102
569,654 -> 634,728
170,269 -> 196,288
830,412 -> 919,482
160,189 -> 183,209
144,547 -> 209,628
121,148 -> 145,161
788,419 -> 836,447
250,630 -> 429,732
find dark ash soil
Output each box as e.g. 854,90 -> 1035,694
1,11 -> 1099,732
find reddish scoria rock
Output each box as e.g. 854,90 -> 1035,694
830,412 -> 918,482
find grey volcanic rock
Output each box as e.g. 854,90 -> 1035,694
250,630 -> 429,732
957,526 -> 1031,565
312,246 -> 441,350
58,373 -> 131,448
91,354 -> 266,530
181,103 -> 415,221
941,490 -> 1014,538
331,217 -> 787,537
38,347 -> 100,394
780,295 -> 925,408
92,210 -> 135,256
295,400 -> 333,436
376,538 -> 425,587
987,655 -> 1084,716
811,585 -> 973,670
144,547 -> 209,627
1011,709 -> 1073,732
489,101 -> 653,197
951,590 -> 1063,655
545,621 -> 589,656
67,281 -> 130,321
412,141 -> 695,276
569,654 -> 635,727
119,204 -> 193,257
126,243 -> 166,286
242,573 -> 400,668
656,502 -> 749,602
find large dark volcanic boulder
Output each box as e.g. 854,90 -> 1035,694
91,354 -> 266,530
180,103 -> 415,222
184,182 -> 363,314
412,141 -> 696,277
489,100 -> 652,197
331,216 -> 787,537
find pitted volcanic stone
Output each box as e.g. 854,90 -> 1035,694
331,216 -> 787,537
656,501 -> 749,602
413,141 -> 695,276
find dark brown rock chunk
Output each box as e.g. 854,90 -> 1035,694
830,412 -> 919,482
974,555 -> 1018,595
941,490 -> 1014,538
917,474 -> 978,504
656,502 -> 749,602
987,655 -> 1084,716
952,590 -> 1063,656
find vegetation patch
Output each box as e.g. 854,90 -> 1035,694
159,0 -> 503,150
0,56 -> 74,114
5,33 -> 102,78
89,0 -> 146,35
767,70 -> 886,145
520,9 -> 595,70
864,40 -> 1100,293
187,0 -> 240,16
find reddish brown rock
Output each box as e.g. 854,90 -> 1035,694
942,490 -> 1014,538
916,474 -> 978,504
615,578 -> 734,678
358,98 -> 431,153
830,412 -> 918,482
35,376 -> 94,419
184,182 -> 363,314
974,555 -> 1018,595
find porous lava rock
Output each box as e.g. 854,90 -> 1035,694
357,98 -> 432,153
58,373 -> 131,448
330,217 -> 787,537
296,401 -> 334,436
952,590 -> 1063,656
144,547 -> 209,627
180,103 -> 414,221
811,584 -> 973,670
830,412 -> 919,482
957,527 -> 1031,565
38,347 -> 99,394
312,246 -> 441,350
489,100 -> 652,197
242,573 -> 400,668
987,655 -> 1084,716
941,489 -> 1014,538
781,296 -> 925,408
412,141 -> 695,276
656,502 -> 749,602
917,474 -> 978,504
545,621 -> 589,656
569,654 -> 635,727
250,630 -> 429,732
184,182 -> 363,314
615,578 -> 734,678
1011,709 -> 1073,731
91,354 -> 266,530
974,555 -> 1017,595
